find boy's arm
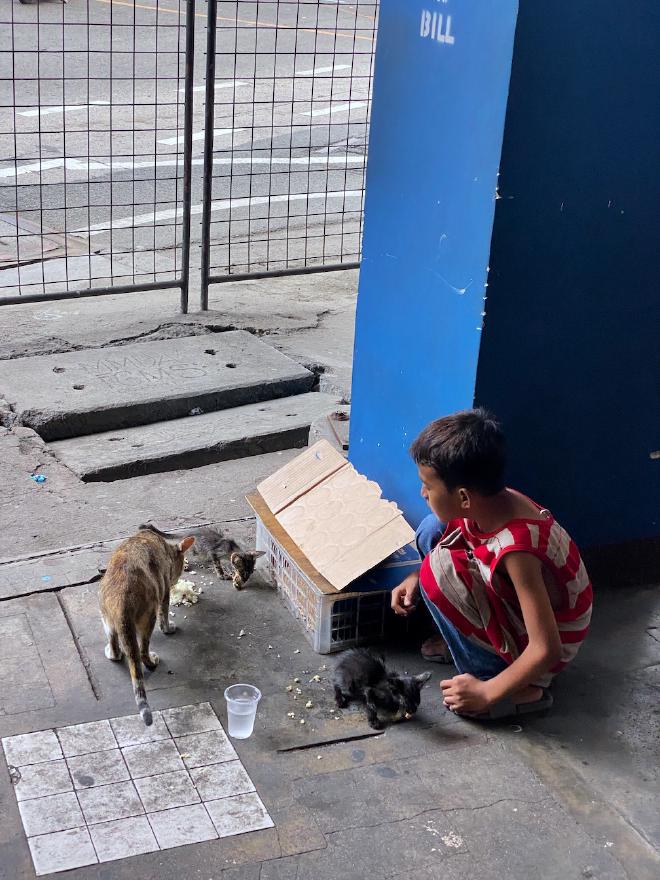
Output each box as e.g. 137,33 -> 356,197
441,552 -> 562,712
480,552 -> 562,704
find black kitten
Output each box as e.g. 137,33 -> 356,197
333,648 -> 431,730
139,523 -> 264,589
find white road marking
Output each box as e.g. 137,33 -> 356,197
304,101 -> 368,118
180,80 -> 248,94
18,101 -> 110,117
180,65 -> 351,93
295,64 -> 351,76
0,153 -> 365,180
0,158 -> 78,179
77,189 -> 363,236
158,127 -> 245,145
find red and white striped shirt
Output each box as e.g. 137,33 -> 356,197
420,503 -> 593,684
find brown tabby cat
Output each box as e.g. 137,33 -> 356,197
99,527 -> 194,725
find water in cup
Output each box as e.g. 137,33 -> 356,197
224,684 -> 261,739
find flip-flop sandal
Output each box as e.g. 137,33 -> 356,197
453,689 -> 554,721
421,640 -> 453,663
422,648 -> 453,663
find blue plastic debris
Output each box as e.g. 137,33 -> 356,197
30,474 -> 46,484
41,576 -> 51,583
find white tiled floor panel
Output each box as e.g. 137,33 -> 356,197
2,702 -> 274,875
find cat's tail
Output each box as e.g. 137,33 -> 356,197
121,623 -> 153,726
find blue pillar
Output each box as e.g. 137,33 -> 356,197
350,0 -> 519,526
350,0 -> 660,546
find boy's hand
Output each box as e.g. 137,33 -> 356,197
391,574 -> 420,617
440,674 -> 491,714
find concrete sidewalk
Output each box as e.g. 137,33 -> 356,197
0,273 -> 658,879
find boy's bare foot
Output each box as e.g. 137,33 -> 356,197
421,635 -> 452,663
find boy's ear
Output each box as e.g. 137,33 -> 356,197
458,488 -> 470,510
414,672 -> 432,688
178,536 -> 195,553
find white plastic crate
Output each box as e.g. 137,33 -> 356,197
256,516 -> 390,654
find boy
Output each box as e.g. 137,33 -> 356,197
391,409 -> 592,719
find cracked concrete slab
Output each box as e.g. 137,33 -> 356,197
0,331 -> 314,441
0,548 -> 104,601
0,593 -> 94,726
0,270 -> 358,356
50,392 -> 342,481
0,423 -> 299,558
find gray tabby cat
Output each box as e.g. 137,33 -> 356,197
139,523 -> 264,589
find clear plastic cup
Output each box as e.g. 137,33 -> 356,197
224,684 -> 261,739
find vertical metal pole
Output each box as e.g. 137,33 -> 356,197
200,0 -> 218,311
179,0 -> 196,314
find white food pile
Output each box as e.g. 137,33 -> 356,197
170,578 -> 202,607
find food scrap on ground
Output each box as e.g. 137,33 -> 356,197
170,578 -> 202,606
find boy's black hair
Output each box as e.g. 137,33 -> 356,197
410,408 -> 506,496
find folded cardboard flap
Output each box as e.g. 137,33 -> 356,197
257,440 -> 347,515
247,491 -> 339,595
256,440 -> 416,590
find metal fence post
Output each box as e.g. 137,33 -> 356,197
200,0 -> 218,311
179,0 -> 197,314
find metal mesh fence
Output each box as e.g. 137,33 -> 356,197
0,0 -> 377,309
0,0 -> 193,307
202,0 -> 378,294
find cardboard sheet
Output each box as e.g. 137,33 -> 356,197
256,440 -> 415,590
257,439 -> 347,514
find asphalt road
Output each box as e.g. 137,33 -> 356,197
0,0 -> 377,299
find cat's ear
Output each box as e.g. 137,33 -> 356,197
249,551 -> 266,559
414,672 -> 432,688
178,536 -> 195,553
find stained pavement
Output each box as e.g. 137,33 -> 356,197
0,272 -> 658,879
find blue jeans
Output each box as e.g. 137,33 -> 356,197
416,514 -> 507,681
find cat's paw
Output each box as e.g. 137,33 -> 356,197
143,652 -> 159,669
160,622 -> 177,635
104,643 -> 123,661
367,714 -> 386,731
333,686 -> 349,708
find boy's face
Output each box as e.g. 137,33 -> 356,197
418,465 -> 466,522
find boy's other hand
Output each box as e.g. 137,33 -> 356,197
391,574 -> 420,617
440,673 -> 491,714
